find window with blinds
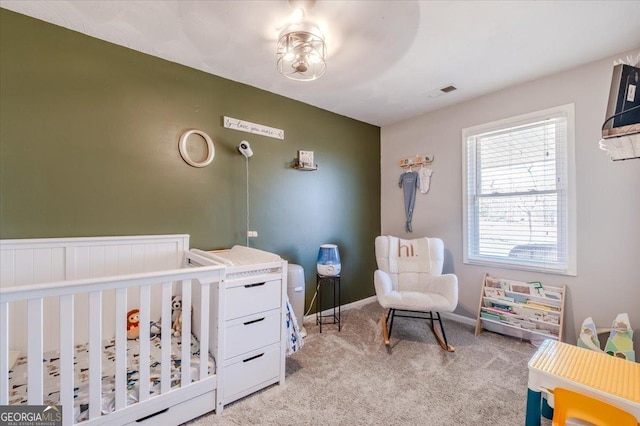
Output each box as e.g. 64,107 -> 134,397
462,104 -> 576,275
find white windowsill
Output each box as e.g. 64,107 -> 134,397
463,257 -> 577,277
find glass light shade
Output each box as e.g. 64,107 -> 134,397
308,52 -> 321,64
276,21 -> 326,81
317,244 -> 341,276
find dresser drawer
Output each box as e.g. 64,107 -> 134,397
225,279 -> 281,320
224,344 -> 281,402
225,309 -> 281,359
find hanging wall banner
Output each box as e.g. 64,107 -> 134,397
223,116 -> 284,140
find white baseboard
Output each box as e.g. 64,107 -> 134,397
303,296 -> 476,328
441,311 -> 477,327
303,295 -> 377,324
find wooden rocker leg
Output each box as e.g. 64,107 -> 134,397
381,313 -> 390,346
429,312 -> 455,352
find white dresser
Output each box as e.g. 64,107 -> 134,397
187,246 -> 287,406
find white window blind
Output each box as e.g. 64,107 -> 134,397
462,104 -> 576,275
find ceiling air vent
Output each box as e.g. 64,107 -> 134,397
426,84 -> 458,98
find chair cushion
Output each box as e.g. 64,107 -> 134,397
396,272 -> 434,293
375,236 -> 444,276
386,236 -> 432,274
377,290 -> 455,312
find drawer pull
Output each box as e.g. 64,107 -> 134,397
243,353 -> 265,363
136,408 -> 169,422
243,317 -> 265,325
244,282 -> 266,288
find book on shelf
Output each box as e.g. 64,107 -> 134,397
489,303 -> 512,313
483,287 -> 505,298
520,322 -> 537,330
525,301 -> 560,311
484,277 -> 506,289
543,290 -> 562,300
504,291 -> 528,304
504,280 -> 537,295
510,305 -> 539,318
528,281 -> 544,297
510,314 -> 529,321
480,311 -> 502,322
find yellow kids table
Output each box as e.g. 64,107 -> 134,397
526,339 -> 640,425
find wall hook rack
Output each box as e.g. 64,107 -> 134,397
399,153 -> 433,168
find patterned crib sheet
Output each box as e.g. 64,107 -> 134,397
8,334 -> 215,422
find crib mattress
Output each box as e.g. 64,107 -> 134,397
8,333 -> 215,422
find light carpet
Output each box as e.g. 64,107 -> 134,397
187,302 -> 547,425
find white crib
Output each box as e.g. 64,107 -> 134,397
0,235 -> 226,425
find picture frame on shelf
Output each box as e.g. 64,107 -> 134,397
297,150 -> 314,168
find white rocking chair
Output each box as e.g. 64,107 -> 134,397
374,235 -> 458,352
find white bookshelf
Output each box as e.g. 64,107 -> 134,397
474,273 -> 566,342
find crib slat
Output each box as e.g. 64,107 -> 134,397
139,284 -> 151,401
199,282 -> 210,381
89,291 -> 102,419
59,295 -> 74,426
181,280 -> 192,387
0,302 -> 8,405
27,298 -> 43,405
115,288 -> 127,410
161,282 -> 171,394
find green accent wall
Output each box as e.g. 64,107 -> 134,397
0,9 -> 381,311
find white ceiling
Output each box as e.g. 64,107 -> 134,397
2,1 -> 640,126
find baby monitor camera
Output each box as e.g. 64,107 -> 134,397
238,141 -> 253,158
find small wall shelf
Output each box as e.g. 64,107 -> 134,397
292,159 -> 318,171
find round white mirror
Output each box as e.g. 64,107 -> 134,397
179,129 -> 215,168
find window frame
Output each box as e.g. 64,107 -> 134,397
461,104 -> 577,276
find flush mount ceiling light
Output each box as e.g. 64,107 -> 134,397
276,11 -> 326,81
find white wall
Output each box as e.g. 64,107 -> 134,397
381,48 -> 640,345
